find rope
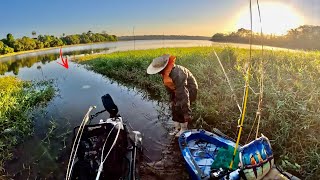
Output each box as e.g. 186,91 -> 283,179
245,109 -> 259,144
96,121 -> 122,180
100,123 -> 118,163
66,106 -> 96,180
229,0 -> 253,169
213,49 -> 242,114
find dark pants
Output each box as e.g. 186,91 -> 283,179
172,105 -> 185,123
170,87 -> 197,123
172,91 -> 197,123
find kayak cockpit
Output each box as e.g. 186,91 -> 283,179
179,129 -> 241,180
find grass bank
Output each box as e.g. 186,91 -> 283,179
0,76 -> 55,172
76,47 -> 320,179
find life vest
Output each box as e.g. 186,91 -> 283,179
161,55 -> 176,91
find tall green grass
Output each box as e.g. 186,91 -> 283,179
77,47 -> 320,179
0,76 -> 55,172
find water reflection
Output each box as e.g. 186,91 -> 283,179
1,40 -> 217,179
2,58 -> 174,179
0,48 -> 108,75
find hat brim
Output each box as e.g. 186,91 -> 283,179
146,55 -> 170,74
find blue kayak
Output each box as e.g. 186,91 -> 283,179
178,129 -> 241,180
179,129 -> 279,180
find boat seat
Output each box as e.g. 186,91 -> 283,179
239,135 -> 274,180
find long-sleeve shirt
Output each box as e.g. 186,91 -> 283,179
167,65 -> 198,116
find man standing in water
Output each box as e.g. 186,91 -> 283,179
147,54 -> 198,137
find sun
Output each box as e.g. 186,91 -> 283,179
235,2 -> 303,35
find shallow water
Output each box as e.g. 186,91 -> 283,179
0,40 -> 289,179
3,60 -> 175,179
0,40 -> 208,179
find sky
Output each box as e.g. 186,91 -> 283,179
1,0 -> 319,38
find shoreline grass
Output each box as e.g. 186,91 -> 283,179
0,76 -> 55,173
76,47 -> 320,179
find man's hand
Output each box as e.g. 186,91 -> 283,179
184,114 -> 192,122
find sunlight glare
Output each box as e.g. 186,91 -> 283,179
236,2 -> 303,35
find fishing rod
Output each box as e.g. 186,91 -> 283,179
229,0 -> 254,169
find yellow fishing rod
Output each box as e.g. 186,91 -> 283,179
229,0 -> 253,169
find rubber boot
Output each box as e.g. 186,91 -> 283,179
175,122 -> 188,137
169,121 -> 180,136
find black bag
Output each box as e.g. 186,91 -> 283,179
71,122 -> 129,180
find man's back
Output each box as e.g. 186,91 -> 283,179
169,65 -> 198,102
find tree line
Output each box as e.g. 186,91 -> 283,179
211,25 -> 320,50
0,31 -> 118,55
0,48 -> 108,75
119,35 -> 210,41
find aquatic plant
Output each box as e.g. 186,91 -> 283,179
0,76 -> 55,173
77,47 -> 320,179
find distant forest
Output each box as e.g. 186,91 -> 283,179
0,31 -> 117,55
211,25 -> 320,50
2,25 -> 318,56
119,35 -> 211,41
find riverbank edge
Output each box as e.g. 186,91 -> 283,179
0,41 -> 120,59
75,47 -> 320,179
1,39 -> 311,60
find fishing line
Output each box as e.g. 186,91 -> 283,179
246,0 -> 265,143
255,0 -> 264,139
213,49 -> 242,114
229,0 -> 253,169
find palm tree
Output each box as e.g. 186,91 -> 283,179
87,30 -> 92,36
32,31 -> 37,39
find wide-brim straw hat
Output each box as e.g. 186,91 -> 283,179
147,54 -> 170,74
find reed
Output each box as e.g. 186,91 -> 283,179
77,47 -> 320,179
